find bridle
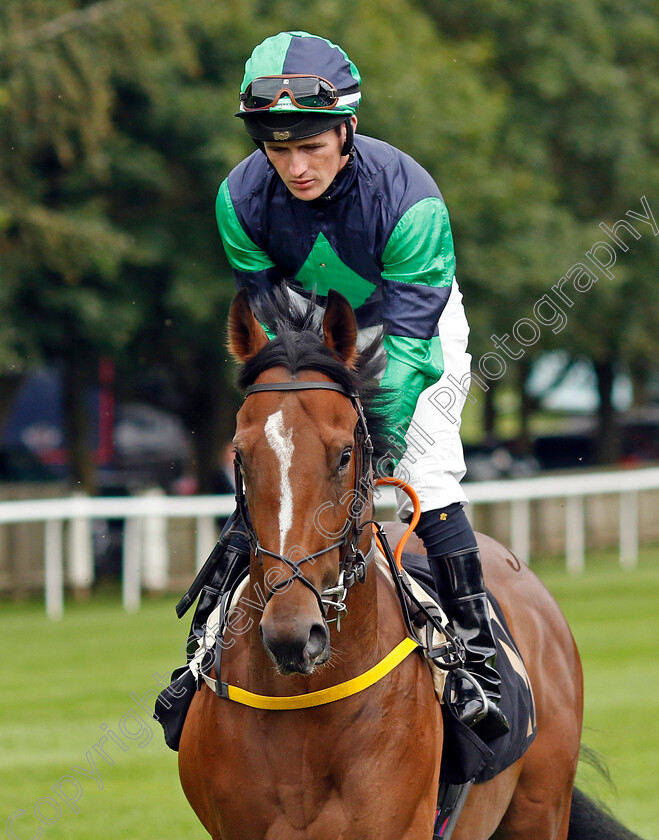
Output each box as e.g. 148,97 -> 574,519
192,377 -> 461,709
233,379 -> 376,626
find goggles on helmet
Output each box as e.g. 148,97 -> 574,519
240,75 -> 340,112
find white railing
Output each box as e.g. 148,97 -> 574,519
1,466 -> 658,619
0,490 -> 234,619
463,466 -> 659,573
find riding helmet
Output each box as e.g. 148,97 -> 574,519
236,31 -> 362,147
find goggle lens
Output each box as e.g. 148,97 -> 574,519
242,76 -> 339,111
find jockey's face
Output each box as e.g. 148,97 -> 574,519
264,119 -> 354,202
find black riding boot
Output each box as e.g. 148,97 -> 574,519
432,547 -> 510,741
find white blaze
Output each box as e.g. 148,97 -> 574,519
264,410 -> 294,554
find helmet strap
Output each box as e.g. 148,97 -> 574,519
341,118 -> 355,156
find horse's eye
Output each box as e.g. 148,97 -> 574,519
338,447 -> 353,472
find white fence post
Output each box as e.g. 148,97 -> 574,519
141,488 -> 169,592
66,493 -> 94,591
566,495 -> 585,574
123,517 -> 142,612
44,519 -> 64,620
619,491 -> 639,570
195,515 -> 217,572
510,499 -> 531,565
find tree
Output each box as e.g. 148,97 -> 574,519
0,0 -> 513,490
3,0 -> 657,492
0,0 -> 242,490
415,0 -> 659,460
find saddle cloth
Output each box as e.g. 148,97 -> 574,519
401,552 -> 538,784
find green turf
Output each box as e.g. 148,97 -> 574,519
534,548 -> 659,839
0,594 -> 200,839
1,550 -> 658,839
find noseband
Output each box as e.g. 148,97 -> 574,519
234,379 -> 375,625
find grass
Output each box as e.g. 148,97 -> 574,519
533,548 -> 659,839
1,549 -> 658,839
0,593 -> 200,839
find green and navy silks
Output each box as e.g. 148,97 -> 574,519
381,335 -> 444,455
216,135 -> 456,449
240,31 -> 361,115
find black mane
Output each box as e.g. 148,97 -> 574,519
236,290 -> 393,464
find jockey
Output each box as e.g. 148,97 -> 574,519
214,31 -> 509,741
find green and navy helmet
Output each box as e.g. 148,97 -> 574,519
236,31 -> 362,145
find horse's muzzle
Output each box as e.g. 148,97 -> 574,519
260,619 -> 330,675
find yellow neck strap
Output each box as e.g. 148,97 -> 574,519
201,636 -> 420,710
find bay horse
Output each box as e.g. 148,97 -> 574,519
177,289 -> 633,840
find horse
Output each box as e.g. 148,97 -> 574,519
177,289 -> 634,840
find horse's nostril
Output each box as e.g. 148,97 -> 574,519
260,613 -> 329,674
306,623 -> 329,660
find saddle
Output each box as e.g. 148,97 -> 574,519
400,552 -> 537,784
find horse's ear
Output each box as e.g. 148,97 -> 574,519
227,289 -> 270,362
322,290 -> 358,368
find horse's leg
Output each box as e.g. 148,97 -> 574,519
489,704 -> 580,840
449,713 -> 578,840
178,694 -> 223,840
473,536 -> 583,840
492,772 -> 575,840
449,764 -> 522,840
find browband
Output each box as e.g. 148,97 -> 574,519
244,381 -> 355,398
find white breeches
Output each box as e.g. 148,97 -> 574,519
288,281 -> 472,521
393,280 -> 471,520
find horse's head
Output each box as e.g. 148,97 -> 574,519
228,289 -> 385,676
